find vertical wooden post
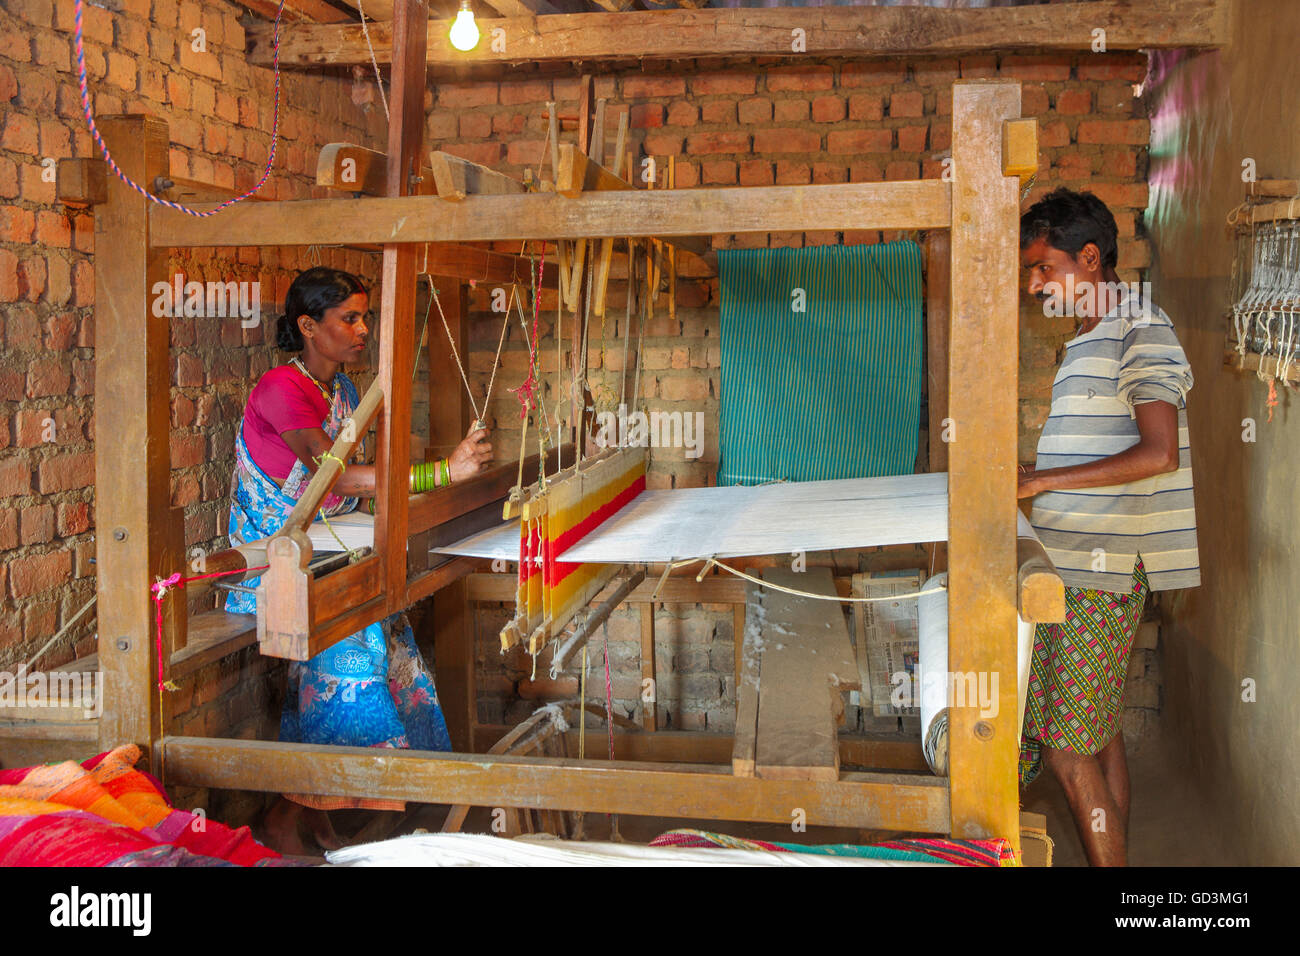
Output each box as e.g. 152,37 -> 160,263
429,275 -> 475,750
374,0 -> 427,611
924,230 -> 951,574
639,602 -> 656,730
946,81 -> 1022,856
94,116 -> 170,753
570,75 -> 594,452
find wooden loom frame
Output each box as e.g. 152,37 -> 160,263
55,0 -> 1052,854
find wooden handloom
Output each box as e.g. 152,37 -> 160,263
19,0 -> 1065,855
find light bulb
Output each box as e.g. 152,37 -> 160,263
449,1 -> 479,52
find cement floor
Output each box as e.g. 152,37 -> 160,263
1020,721 -> 1247,866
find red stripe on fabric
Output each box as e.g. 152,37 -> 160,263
551,476 -> 645,586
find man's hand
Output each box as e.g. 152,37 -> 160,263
1018,400 -> 1180,500
448,422 -> 493,482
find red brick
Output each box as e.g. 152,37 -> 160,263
624,75 -> 685,99
701,100 -> 735,125
841,62 -> 905,87
775,162 -> 810,185
912,59 -> 960,86
738,159 -> 772,187
436,82 -> 496,108
2,113 -> 39,154
0,33 -> 31,64
737,97 -> 771,125
35,210 -> 71,248
179,43 -> 222,81
9,551 -> 72,600
1078,119 -> 1149,145
505,139 -> 547,166
681,131 -> 742,155
848,94 -> 883,122
38,451 -> 92,493
71,359 -> 92,396
897,124 -> 928,152
0,157 -> 18,199
105,52 -> 137,91
1055,89 -> 1093,115
773,99 -> 808,123
442,142 -> 503,166
1077,57 -> 1147,82
754,128 -> 820,154
499,79 -> 550,105
26,356 -> 68,397
14,408 -> 54,446
665,100 -> 697,127
1099,148 -> 1138,178
1039,120 -> 1070,148
19,503 -> 54,545
692,73 -> 756,96
72,258 -> 94,306
828,128 -> 892,154
0,509 -> 15,550
890,90 -> 924,118
1021,84 -> 1050,116
766,66 -> 833,93
810,95 -> 845,123
0,458 -> 31,497
0,249 -> 19,301
171,472 -> 200,507
629,103 -> 664,129
170,431 -> 206,468
0,368 -> 23,401
0,62 -> 17,103
886,160 -> 919,181
811,163 -> 846,185
1000,54 -> 1072,82
0,205 -> 35,243
1086,182 -> 1149,210
700,160 -> 737,185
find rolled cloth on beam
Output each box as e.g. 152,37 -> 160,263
916,571 -> 1035,777
430,471 -> 1039,563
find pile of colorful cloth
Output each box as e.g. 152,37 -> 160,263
649,829 -> 1019,866
0,744 -> 288,866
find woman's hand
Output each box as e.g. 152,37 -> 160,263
448,422 -> 493,483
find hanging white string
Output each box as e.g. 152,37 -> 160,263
356,0 -> 390,122
662,556 -> 949,604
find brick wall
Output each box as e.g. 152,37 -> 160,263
428,51 -> 1154,730
0,0 -> 386,741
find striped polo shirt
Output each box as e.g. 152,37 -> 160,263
1029,292 -> 1201,593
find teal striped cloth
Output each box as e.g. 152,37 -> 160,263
718,242 -> 923,486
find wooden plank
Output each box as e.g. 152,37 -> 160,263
56,158 -> 107,207
333,0 -> 395,18
946,80 -> 1022,853
1017,534 -> 1064,623
639,601 -> 656,731
753,567 -> 860,781
374,0 -> 428,615
925,230 -> 951,474
170,610 -> 257,679
1223,348 -> 1300,384
473,726 -> 929,773
150,181 -> 953,248
316,142 -> 436,196
405,555 -> 476,606
245,2 -> 1229,67
163,736 -> 950,832
94,116 -> 171,753
421,242 -> 558,286
429,150 -> 526,201
731,578 -> 762,776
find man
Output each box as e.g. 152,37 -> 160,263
1017,188 -> 1200,866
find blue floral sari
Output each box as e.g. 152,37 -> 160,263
226,367 -> 452,787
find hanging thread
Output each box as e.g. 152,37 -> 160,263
73,0 -> 284,217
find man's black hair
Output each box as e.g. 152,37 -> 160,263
1019,187 -> 1119,271
276,267 -> 368,352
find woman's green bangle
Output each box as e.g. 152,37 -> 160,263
408,459 -> 451,494
441,457 -> 451,487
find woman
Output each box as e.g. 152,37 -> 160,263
227,267 -> 492,854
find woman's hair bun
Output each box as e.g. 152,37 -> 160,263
277,267 -> 368,353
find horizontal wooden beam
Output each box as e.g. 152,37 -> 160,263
472,725 -> 931,773
245,1 -> 1228,67
468,570 -> 749,604
556,143 -> 711,259
150,180 -> 952,248
429,150 -> 526,201
162,736 -> 949,831
317,142 -> 437,196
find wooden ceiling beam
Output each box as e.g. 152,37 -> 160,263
246,0 -> 1228,67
